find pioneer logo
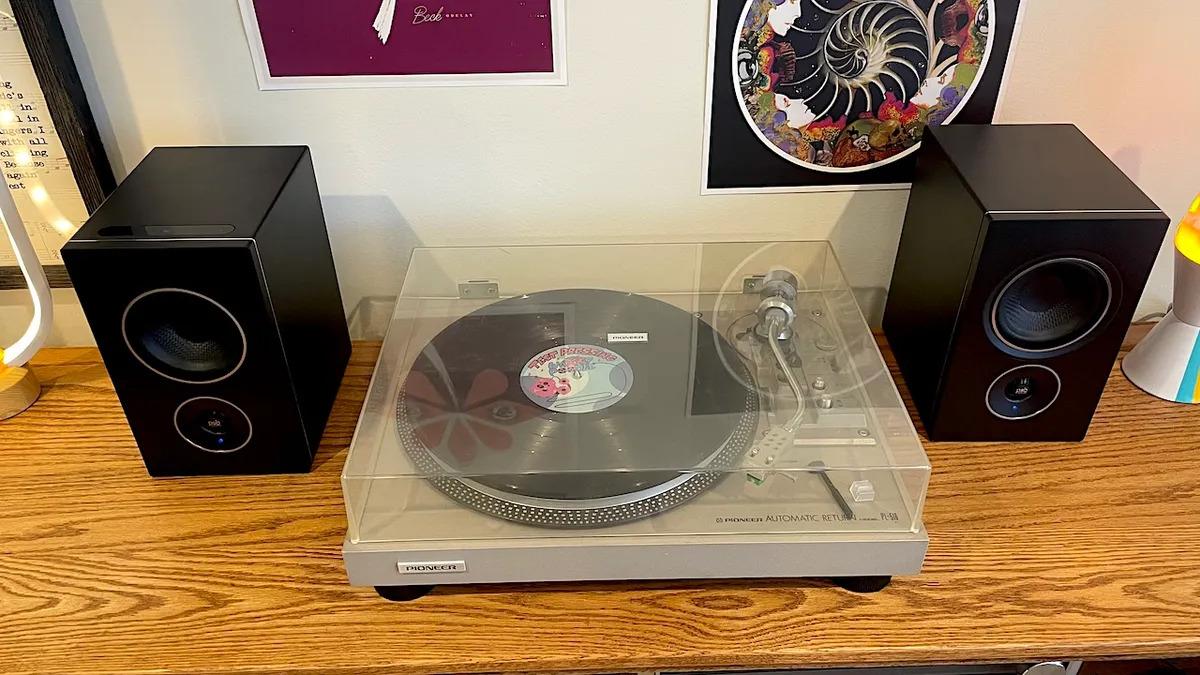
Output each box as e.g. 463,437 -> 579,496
397,560 -> 467,575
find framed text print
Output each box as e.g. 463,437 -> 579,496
703,0 -> 1024,194
239,0 -> 566,89
0,0 -> 115,289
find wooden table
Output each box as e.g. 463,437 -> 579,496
3,332 -> 1200,675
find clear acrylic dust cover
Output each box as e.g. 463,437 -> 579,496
343,242 -> 929,544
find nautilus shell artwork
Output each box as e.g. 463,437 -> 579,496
735,0 -> 994,172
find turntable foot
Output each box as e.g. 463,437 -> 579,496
831,576 -> 891,593
375,585 -> 435,602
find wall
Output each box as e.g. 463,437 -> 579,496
997,0 -> 1196,322
2,0 -> 1192,346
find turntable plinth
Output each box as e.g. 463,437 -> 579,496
4,330 -> 1200,674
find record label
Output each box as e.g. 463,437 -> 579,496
520,343 -> 634,414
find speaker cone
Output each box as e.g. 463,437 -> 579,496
122,289 -> 246,383
990,258 -> 1112,354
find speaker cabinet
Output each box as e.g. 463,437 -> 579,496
63,146 -> 351,475
883,125 -> 1169,441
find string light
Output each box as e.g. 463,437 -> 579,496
0,99 -> 78,246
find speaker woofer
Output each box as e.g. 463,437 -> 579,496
990,257 -> 1113,354
121,288 -> 247,384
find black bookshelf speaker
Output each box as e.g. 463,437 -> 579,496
63,146 -> 351,475
883,125 -> 1169,442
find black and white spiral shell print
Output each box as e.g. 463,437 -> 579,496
734,0 -> 995,173
785,1 -> 929,121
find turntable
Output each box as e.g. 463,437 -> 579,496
342,242 -> 929,600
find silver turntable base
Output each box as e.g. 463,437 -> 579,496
343,530 -> 928,591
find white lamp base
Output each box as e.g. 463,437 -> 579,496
1122,310 -> 1200,404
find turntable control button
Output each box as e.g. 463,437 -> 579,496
849,480 -> 876,503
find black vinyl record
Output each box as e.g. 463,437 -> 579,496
396,289 -> 760,528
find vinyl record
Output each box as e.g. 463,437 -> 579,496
396,288 -> 760,528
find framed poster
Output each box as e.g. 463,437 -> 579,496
239,0 -> 566,89
0,0 -> 115,290
702,0 -> 1024,194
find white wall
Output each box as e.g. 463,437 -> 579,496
5,0 -> 1189,346
997,0 -> 1197,322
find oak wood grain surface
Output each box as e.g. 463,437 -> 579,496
2,330 -> 1199,675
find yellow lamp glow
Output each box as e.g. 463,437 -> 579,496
1175,194 -> 1200,265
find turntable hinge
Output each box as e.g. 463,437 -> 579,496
742,274 -> 766,293
458,280 -> 499,299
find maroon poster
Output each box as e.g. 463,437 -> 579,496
239,0 -> 565,88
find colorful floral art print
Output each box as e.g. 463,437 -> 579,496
704,0 -> 1021,192
739,0 -> 993,172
